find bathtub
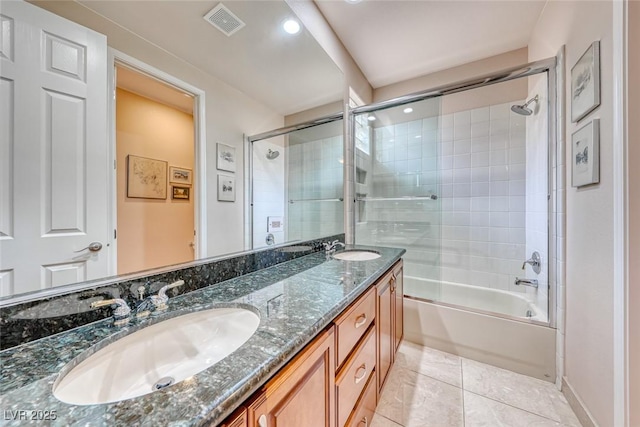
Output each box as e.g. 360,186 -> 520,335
403,276 -> 556,381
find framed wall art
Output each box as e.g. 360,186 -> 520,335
217,174 -> 236,202
169,166 -> 192,185
172,186 -> 190,200
217,143 -> 236,172
572,119 -> 600,187
571,41 -> 600,123
127,155 -> 167,199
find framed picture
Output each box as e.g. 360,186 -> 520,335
169,166 -> 192,185
217,174 -> 236,202
571,41 -> 600,123
172,186 -> 190,200
127,155 -> 167,199
572,119 -> 600,187
217,143 -> 236,172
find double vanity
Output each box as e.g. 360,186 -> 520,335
0,244 -> 405,426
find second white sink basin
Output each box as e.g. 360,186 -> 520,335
332,250 -> 381,261
53,306 -> 260,405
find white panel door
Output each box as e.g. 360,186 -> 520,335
0,0 -> 109,295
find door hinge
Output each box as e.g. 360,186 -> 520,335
114,229 -> 117,239
114,160 -> 117,170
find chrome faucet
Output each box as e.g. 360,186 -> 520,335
522,251 -> 541,274
323,240 -> 345,254
90,298 -> 131,326
149,280 -> 185,311
514,277 -> 539,288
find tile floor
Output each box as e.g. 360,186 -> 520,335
370,341 -> 581,427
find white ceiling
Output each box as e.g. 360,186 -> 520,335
73,0 -> 344,116
116,65 -> 195,115
314,0 -> 547,88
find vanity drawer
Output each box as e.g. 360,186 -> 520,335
336,327 -> 376,427
346,371 -> 377,427
335,287 -> 376,368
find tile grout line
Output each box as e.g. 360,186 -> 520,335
463,389 -> 565,425
373,411 -> 404,427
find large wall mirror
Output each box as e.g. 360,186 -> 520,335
0,0 -> 344,301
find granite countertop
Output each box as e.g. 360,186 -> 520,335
0,245 -> 404,426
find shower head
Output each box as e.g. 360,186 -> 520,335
266,149 -> 280,160
511,95 -> 539,116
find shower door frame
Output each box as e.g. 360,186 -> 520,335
246,112 -> 345,250
347,57 -> 558,329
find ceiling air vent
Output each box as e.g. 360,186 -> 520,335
203,3 -> 246,37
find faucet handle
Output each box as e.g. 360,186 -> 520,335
158,280 -> 185,299
90,298 -> 131,325
521,251 -> 542,274
151,280 -> 185,311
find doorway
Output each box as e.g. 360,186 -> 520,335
111,54 -> 206,275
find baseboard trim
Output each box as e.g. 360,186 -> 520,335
562,377 -> 598,427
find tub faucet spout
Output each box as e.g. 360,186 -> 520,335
514,277 -> 539,289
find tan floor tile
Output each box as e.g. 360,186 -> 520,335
461,358 -> 579,425
464,391 -> 565,427
376,365 -> 463,427
370,413 -> 403,427
395,341 -> 462,387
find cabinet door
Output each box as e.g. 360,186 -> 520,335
219,407 -> 247,427
392,262 -> 404,352
376,276 -> 393,393
249,328 -> 335,427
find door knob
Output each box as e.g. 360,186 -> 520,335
74,242 -> 103,253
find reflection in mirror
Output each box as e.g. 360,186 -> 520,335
0,0 -> 344,301
251,119 -> 345,249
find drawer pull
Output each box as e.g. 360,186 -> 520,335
358,416 -> 368,427
354,364 -> 367,384
354,313 -> 367,328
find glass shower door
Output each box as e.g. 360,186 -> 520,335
353,98 -> 444,300
251,120 -> 344,249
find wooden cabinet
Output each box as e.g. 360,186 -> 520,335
336,327 -> 376,427
218,408 -> 247,427
231,260 -> 403,427
392,262 -> 404,352
376,260 -> 404,393
334,287 -> 376,369
346,371 -> 377,427
376,271 -> 394,393
248,327 -> 335,427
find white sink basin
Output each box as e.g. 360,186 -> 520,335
332,250 -> 381,261
53,307 -> 260,405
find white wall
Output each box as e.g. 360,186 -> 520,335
528,1 -> 615,425
252,138 -> 286,248
31,1 -> 284,258
628,2 -> 640,425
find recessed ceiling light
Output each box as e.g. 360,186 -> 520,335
367,115 -> 376,121
345,0 -> 362,3
403,107 -> 413,114
283,19 -> 301,34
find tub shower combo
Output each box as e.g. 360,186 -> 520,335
249,58 -> 558,381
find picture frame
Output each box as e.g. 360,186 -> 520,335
571,41 -> 600,123
172,186 -> 190,200
572,119 -> 600,187
169,166 -> 192,185
217,143 -> 236,172
217,174 -> 236,202
127,155 -> 167,199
